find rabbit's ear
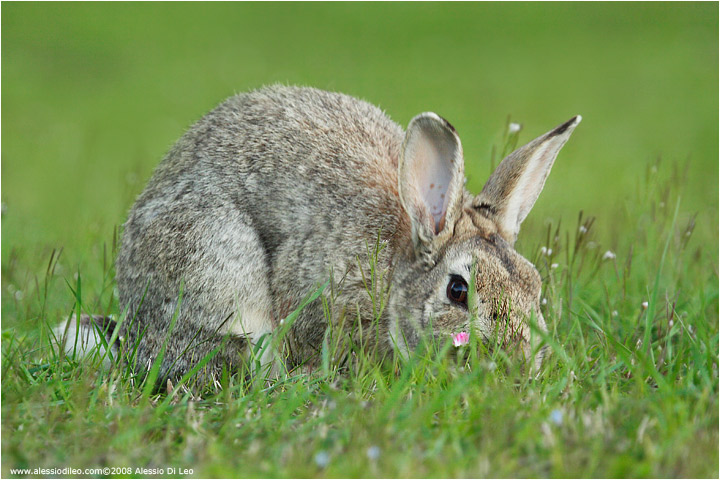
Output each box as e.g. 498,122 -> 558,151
474,115 -> 581,245
399,113 -> 465,259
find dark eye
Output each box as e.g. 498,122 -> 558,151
446,275 -> 468,306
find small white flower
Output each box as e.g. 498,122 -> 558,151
551,263 -> 559,269
579,225 -> 587,234
669,319 -> 674,328
14,290 -> 24,301
540,246 -> 547,255
487,361 -> 497,371
366,445 -> 380,461
641,301 -> 649,310
541,298 -> 547,305
603,250 -> 616,260
314,451 -> 330,468
508,122 -> 522,134
550,409 -> 563,426
612,310 -> 618,317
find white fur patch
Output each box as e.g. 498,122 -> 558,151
228,306 -> 275,372
54,318 -> 115,368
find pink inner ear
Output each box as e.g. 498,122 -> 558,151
415,145 -> 452,233
402,113 -> 463,236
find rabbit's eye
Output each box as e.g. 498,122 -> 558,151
446,275 -> 468,306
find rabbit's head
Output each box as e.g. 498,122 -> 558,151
389,113 -> 581,370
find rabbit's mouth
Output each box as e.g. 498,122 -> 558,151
446,329 -> 544,376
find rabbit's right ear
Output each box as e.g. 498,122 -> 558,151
399,113 -> 465,264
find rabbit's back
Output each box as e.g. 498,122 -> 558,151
137,86 -> 405,258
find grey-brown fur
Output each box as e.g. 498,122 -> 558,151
61,85 -> 580,385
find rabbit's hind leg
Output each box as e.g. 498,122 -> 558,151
192,211 -> 277,377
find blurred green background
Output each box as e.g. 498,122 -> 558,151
2,3 -> 717,301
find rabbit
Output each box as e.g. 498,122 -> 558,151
56,85 -> 580,386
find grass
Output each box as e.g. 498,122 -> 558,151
2,3 -> 718,478
2,146 -> 717,479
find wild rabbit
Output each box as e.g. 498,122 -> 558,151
57,85 -> 580,386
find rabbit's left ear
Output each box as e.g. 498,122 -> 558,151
474,115 -> 581,245
399,113 -> 465,259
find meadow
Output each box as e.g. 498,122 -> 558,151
2,3 -> 718,478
